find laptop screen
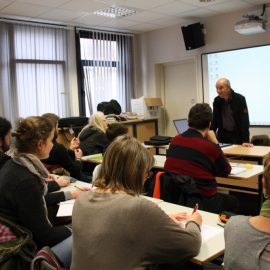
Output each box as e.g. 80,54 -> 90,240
173,119 -> 189,134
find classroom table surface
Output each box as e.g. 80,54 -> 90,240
153,155 -> 263,179
157,201 -> 224,265
222,145 -> 270,159
59,181 -> 224,266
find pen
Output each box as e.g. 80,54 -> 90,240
217,222 -> 225,228
192,203 -> 198,214
75,186 -> 84,191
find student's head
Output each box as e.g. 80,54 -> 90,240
94,135 -> 155,195
89,112 -> 107,133
0,117 -> 12,152
12,116 -> 54,159
216,78 -> 232,100
42,113 -> 60,139
188,103 -> 212,130
263,153 -> 270,197
106,123 -> 128,142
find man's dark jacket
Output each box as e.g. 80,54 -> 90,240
212,89 -> 250,144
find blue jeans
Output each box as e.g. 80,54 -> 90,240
51,235 -> 72,268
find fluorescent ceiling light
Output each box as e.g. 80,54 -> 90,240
93,6 -> 137,18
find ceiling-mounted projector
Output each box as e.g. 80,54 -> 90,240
235,15 -> 266,35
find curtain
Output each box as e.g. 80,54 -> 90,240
0,21 -> 70,124
76,29 -> 134,115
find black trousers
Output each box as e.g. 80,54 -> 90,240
217,129 -> 242,144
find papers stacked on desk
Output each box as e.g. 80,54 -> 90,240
230,166 -> 247,175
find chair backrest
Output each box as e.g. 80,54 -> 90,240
251,135 -> 270,146
31,246 -> 66,270
146,171 -> 202,208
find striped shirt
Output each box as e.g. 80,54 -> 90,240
164,128 -> 231,196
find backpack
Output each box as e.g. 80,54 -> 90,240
0,214 -> 37,270
31,246 -> 66,270
97,99 -> 122,115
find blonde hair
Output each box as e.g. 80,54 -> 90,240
94,135 -> 155,195
89,112 -> 107,133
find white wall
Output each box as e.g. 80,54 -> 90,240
135,6 -> 270,138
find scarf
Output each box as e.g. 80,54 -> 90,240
260,199 -> 270,218
13,153 -> 48,195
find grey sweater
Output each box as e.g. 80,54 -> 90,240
71,192 -> 201,270
224,215 -> 270,270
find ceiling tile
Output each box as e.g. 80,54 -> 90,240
208,1 -> 253,13
152,1 -> 197,16
72,13 -> 112,25
37,9 -> 88,22
127,11 -> 166,22
127,22 -> 162,32
93,0 -> 127,4
15,0 -> 70,8
180,7 -> 219,19
0,0 -> 13,10
60,0 -> 108,13
179,0 -> 229,8
119,0 -> 174,10
1,2 -> 50,17
148,16 -> 186,27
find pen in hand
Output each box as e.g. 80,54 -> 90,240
75,186 -> 84,191
192,203 -> 198,214
75,186 -> 91,191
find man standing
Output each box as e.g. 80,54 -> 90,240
164,103 -> 238,214
212,78 -> 250,145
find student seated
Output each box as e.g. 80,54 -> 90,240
0,116 -> 82,224
71,135 -> 202,270
41,113 -> 84,180
92,123 -> 128,181
224,153 -> 270,270
164,103 -> 238,214
78,111 -> 109,156
0,116 -> 86,268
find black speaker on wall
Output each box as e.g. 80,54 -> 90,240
181,22 -> 205,50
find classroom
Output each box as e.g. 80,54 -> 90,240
1,1 -> 270,270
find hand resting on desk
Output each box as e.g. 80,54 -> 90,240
169,212 -> 202,228
242,143 -> 254,147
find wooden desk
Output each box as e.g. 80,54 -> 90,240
153,154 -> 264,214
223,145 -> 270,164
82,154 -> 263,194
59,184 -> 223,266
156,201 -> 224,265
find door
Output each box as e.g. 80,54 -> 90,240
163,59 -> 197,136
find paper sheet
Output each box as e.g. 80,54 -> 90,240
57,200 -> 75,217
201,224 -> 223,243
230,166 -> 247,175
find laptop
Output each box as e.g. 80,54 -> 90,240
173,119 -> 189,134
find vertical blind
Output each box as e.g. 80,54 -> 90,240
0,21 -> 70,124
76,29 -> 134,115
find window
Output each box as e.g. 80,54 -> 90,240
0,22 -> 70,122
76,29 -> 134,116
